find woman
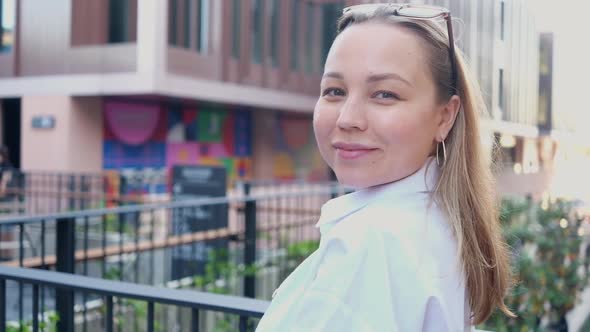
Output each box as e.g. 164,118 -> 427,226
256,3 -> 513,331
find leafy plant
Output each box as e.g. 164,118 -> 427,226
190,248 -> 257,332
6,311 -> 59,332
480,198 -> 590,332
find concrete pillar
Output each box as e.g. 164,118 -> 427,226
21,96 -> 103,172
137,0 -> 167,82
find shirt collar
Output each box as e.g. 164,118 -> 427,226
316,157 -> 439,228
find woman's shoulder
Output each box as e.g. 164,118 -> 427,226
339,194 -> 442,238
323,196 -> 459,276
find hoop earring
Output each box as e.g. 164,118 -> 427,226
436,140 -> 447,167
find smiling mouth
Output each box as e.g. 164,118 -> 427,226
332,143 -> 378,160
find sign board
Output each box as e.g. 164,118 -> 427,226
32,115 -> 56,129
171,165 -> 228,279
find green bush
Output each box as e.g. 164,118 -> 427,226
480,197 -> 590,332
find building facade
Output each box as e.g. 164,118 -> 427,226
0,0 -> 560,199
0,0 -> 338,195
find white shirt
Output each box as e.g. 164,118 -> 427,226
256,158 -> 474,331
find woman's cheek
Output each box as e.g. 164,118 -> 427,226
313,107 -> 336,164
376,112 -> 421,141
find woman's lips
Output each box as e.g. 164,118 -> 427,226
332,142 -> 378,160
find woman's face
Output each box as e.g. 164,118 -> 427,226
314,22 -> 455,188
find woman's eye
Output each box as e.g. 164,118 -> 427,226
322,88 -> 346,97
373,91 -> 400,100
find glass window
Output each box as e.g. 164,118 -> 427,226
169,0 -> 179,46
270,0 -> 280,67
109,0 -> 129,43
232,0 -> 240,58
168,0 -> 208,52
251,0 -> 263,64
1,0 -> 15,52
197,0 -> 209,53
183,0 -> 191,48
290,0 -> 300,70
321,3 -> 342,68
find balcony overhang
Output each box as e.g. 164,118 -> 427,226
0,73 -> 317,113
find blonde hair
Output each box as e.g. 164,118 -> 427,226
337,8 -> 515,325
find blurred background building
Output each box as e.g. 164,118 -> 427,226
0,0 -> 586,203
1,1 -> 590,331
0,0 -> 335,200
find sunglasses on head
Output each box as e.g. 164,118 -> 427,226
343,3 -> 457,93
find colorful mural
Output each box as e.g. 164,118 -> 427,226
164,105 -> 253,184
103,100 -> 253,195
272,114 -> 328,181
103,100 -> 328,198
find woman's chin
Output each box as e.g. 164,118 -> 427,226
335,173 -> 377,189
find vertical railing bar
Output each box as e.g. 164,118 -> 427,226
271,195 -> 277,296
164,208 -> 170,288
57,174 -> 62,213
68,174 -> 76,212
18,223 -> 24,267
83,216 -> 89,332
150,210 -> 155,285
41,219 -> 46,326
134,211 -> 140,284
291,185 -> 296,263
191,308 -> 199,332
119,213 -> 124,281
191,209 -> 197,276
147,302 -> 154,332
298,191 -> 303,243
244,191 -> 256,299
134,212 -> 140,332
239,316 -> 248,332
34,172 -> 39,213
56,217 -> 75,331
27,173 -> 30,214
41,220 -> 46,266
102,214 -> 107,278
179,208 -> 187,328
0,279 -> 6,332
18,223 -> 24,331
84,216 -> 89,274
278,194 -> 284,278
33,284 -> 39,332
106,296 -> 114,332
274,195 -> 280,284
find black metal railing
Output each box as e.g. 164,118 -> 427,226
0,169 -> 164,216
0,184 -> 348,331
0,265 -> 269,332
0,168 -> 339,216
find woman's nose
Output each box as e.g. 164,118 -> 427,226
336,96 -> 368,131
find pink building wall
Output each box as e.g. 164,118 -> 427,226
21,96 -> 103,172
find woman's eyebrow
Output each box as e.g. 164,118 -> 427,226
366,73 -> 412,87
322,72 -> 344,80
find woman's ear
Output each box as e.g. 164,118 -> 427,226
437,95 -> 461,140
